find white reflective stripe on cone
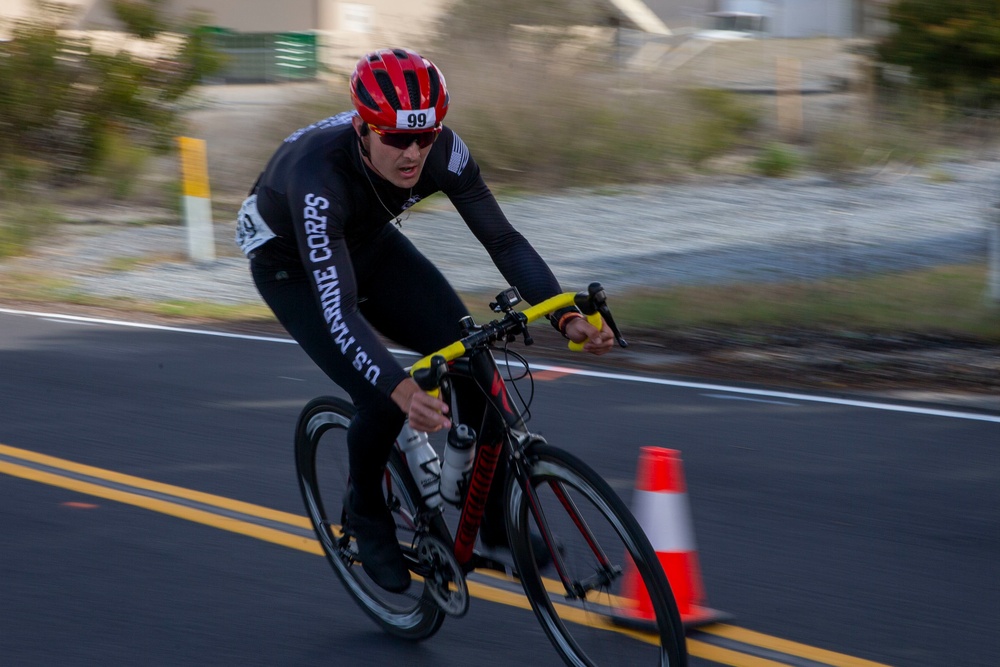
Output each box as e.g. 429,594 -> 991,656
630,489 -> 697,553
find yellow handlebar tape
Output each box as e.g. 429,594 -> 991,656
408,291 -> 599,381
567,311 -> 603,352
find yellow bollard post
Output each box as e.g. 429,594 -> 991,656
177,136 -> 216,263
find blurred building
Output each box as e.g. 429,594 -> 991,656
0,0 -> 448,81
2,0 -> 892,80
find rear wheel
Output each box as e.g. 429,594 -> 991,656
294,396 -> 446,640
506,444 -> 687,666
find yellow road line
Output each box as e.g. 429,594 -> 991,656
0,443 -> 310,530
702,624 -> 893,667
687,641 -> 792,667
0,459 -> 322,556
1,442 -> 893,667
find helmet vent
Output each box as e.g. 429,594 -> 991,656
427,67 -> 440,107
354,81 -> 379,111
403,71 -> 421,108
373,70 -> 402,110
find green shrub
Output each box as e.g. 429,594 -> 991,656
93,131 -> 154,200
753,143 -> 800,177
679,88 -> 760,167
0,1 -> 220,184
877,0 -> 1000,111
0,204 -> 62,259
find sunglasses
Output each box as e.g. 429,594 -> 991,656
368,124 -> 441,150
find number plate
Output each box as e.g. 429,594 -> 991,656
396,108 -> 436,129
235,194 -> 277,255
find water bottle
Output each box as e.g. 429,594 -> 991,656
440,423 -> 477,505
397,421 -> 442,509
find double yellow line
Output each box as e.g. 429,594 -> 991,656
0,442 -> 319,556
0,442 -> 891,667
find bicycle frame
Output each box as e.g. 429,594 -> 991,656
441,348 -> 526,566
425,341 -> 621,603
408,287 -> 623,574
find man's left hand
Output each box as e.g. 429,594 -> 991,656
564,316 -> 614,355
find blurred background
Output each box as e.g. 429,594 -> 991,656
0,0 -> 998,375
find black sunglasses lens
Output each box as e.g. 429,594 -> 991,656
380,131 -> 436,149
414,133 -> 437,148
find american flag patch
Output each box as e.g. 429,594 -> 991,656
448,133 -> 470,175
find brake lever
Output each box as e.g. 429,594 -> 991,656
586,282 -> 628,348
569,282 -> 628,350
598,303 -> 628,348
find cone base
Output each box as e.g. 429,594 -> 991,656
611,604 -> 732,632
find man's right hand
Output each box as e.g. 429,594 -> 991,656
391,377 -> 451,433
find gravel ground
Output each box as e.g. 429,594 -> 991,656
9,159 -> 996,305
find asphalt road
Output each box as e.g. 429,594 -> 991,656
1,309 -> 997,666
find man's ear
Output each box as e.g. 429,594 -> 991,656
352,116 -> 369,137
352,116 -> 371,158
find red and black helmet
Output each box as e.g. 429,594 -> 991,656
350,48 -> 449,131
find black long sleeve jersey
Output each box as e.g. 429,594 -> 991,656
241,111 -> 563,399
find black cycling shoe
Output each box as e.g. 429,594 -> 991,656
343,488 -> 411,593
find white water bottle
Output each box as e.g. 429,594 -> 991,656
397,421 -> 442,509
440,423 -> 476,505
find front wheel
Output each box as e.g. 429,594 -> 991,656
294,396 -> 446,640
506,444 -> 687,666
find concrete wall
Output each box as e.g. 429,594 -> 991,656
318,0 -> 450,73
717,0 -> 857,37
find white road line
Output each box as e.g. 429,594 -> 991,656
702,393 -> 800,406
3,306 -> 999,424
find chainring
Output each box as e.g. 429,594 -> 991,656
416,534 -> 469,617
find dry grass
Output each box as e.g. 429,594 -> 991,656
612,264 -> 1000,341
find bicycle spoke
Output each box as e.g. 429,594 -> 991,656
295,396 -> 446,640
507,445 -> 686,666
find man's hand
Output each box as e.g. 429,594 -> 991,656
564,316 -> 614,355
391,377 -> 451,433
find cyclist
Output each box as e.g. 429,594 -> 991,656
238,48 -> 613,592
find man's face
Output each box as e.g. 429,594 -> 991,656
353,116 -> 436,189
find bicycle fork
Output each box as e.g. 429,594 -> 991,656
511,449 -> 622,600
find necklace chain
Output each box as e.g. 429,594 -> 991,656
360,153 -> 411,228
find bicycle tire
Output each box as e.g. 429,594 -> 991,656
505,444 -> 687,666
294,396 -> 446,640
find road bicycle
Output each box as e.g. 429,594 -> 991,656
294,283 -> 687,666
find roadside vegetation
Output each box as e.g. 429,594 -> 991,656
0,0 -> 997,350
2,260 -> 994,345
0,0 -> 219,226
612,263 -> 999,342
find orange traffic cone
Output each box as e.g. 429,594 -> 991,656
620,447 -> 728,629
